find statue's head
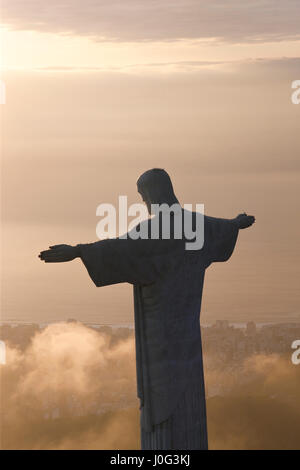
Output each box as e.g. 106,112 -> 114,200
137,168 -> 179,214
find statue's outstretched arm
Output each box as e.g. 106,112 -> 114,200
204,212 -> 255,265
39,244 -> 80,263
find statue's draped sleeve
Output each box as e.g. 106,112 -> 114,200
204,216 -> 239,266
78,214 -> 238,286
78,224 -> 183,287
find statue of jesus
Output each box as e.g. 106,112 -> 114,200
39,168 -> 255,450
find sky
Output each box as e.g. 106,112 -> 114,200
1,0 -> 300,324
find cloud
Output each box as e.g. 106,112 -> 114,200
2,0 -> 300,44
1,323 -> 300,449
206,353 -> 300,449
1,322 -> 139,449
30,56 -> 300,75
34,60 -> 227,72
2,322 -> 137,417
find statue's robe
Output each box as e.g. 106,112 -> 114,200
78,211 -> 239,448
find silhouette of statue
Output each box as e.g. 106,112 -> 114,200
39,168 -> 255,450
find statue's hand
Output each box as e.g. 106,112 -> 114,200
39,244 -> 80,262
235,213 -> 255,229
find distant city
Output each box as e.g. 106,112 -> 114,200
202,319 -> 300,356
1,318 -> 299,359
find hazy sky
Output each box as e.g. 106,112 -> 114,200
1,1 -> 299,324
